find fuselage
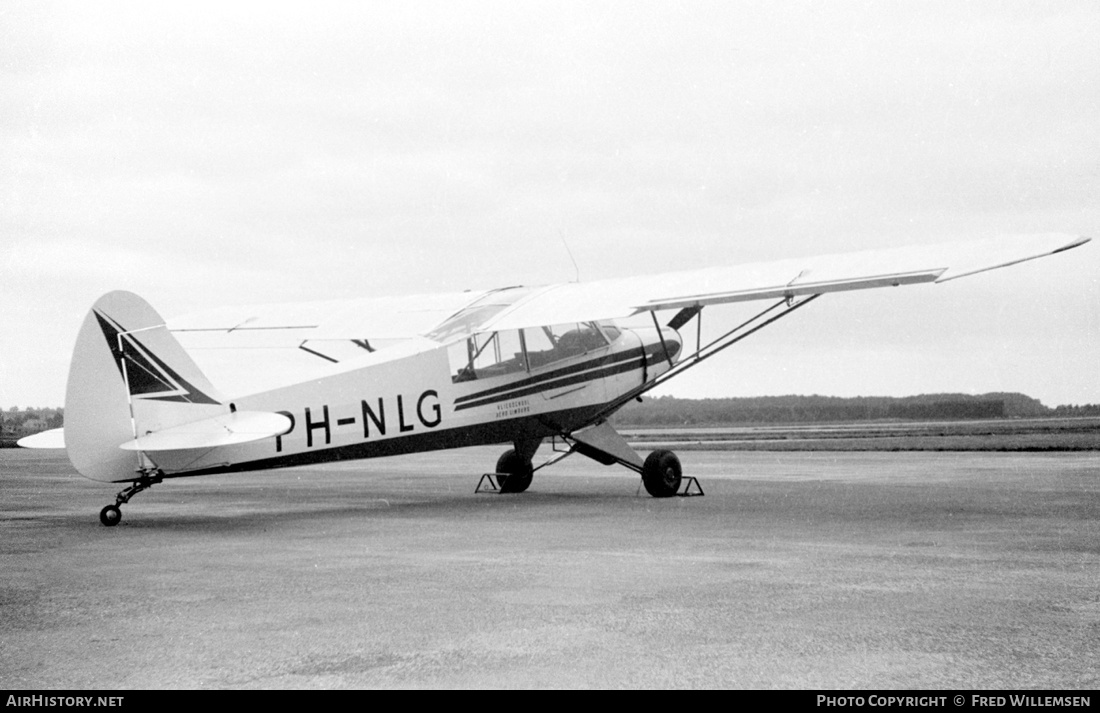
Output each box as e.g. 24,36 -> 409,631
145,322 -> 681,478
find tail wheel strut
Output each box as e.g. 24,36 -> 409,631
100,470 -> 163,526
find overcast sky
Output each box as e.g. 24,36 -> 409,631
2,1 -> 1098,408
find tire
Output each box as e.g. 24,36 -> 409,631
642,450 -> 682,498
100,505 -> 122,527
496,449 -> 534,494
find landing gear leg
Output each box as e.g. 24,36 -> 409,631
99,470 -> 164,526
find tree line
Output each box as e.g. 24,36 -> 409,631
612,393 -> 1100,426
0,407 -> 64,446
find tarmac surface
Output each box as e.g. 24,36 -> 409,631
2,447 -> 1098,689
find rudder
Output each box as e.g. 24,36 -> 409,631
65,291 -> 227,482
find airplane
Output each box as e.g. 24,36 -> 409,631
18,233 -> 1091,526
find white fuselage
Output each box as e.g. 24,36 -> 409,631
146,325 -> 679,477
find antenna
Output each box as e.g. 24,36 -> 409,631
558,230 -> 581,283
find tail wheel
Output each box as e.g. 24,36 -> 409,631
100,504 -> 122,527
642,449 -> 682,498
496,449 -> 534,494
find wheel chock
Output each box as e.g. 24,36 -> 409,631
678,476 -> 704,497
634,475 -> 705,497
475,473 -> 502,494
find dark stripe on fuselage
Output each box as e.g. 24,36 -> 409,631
161,403 -> 612,479
453,346 -> 663,412
453,348 -> 643,405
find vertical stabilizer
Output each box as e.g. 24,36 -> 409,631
65,291 -> 227,482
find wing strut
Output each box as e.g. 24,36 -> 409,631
650,312 -> 677,369
596,293 -> 822,422
521,295 -> 820,496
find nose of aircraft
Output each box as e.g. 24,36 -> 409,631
662,332 -> 682,362
628,324 -> 683,368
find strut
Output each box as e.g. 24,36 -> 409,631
99,467 -> 164,526
594,293 -> 822,422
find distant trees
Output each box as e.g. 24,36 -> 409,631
0,407 -> 64,445
1051,403 -> 1100,418
611,393 -> 1090,427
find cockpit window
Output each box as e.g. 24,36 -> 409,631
448,321 -> 611,382
523,322 -> 608,370
595,321 -> 622,343
426,287 -> 535,343
449,329 -> 526,382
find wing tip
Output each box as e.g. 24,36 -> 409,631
1052,235 -> 1092,254
935,234 -> 1092,283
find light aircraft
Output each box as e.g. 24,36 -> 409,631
19,233 -> 1091,525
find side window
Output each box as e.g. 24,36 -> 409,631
449,330 -> 527,382
449,323 -> 612,381
596,321 -> 622,343
523,322 -> 608,370
522,326 -> 556,370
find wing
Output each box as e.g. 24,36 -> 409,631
169,290 -> 484,340
477,233 -> 1091,333
168,290 -> 487,396
165,233 -> 1088,390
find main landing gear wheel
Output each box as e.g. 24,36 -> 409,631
496,449 -> 534,494
642,449 -> 682,498
100,504 -> 122,527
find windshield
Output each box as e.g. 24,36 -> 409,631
425,287 -> 536,343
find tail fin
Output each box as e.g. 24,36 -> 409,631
66,291 -> 227,482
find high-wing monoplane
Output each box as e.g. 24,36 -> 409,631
19,234 -> 1091,525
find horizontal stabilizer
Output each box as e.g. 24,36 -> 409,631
17,428 -> 66,449
119,411 -> 293,452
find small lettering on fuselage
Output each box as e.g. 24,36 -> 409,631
276,390 -> 441,451
495,398 -> 531,419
